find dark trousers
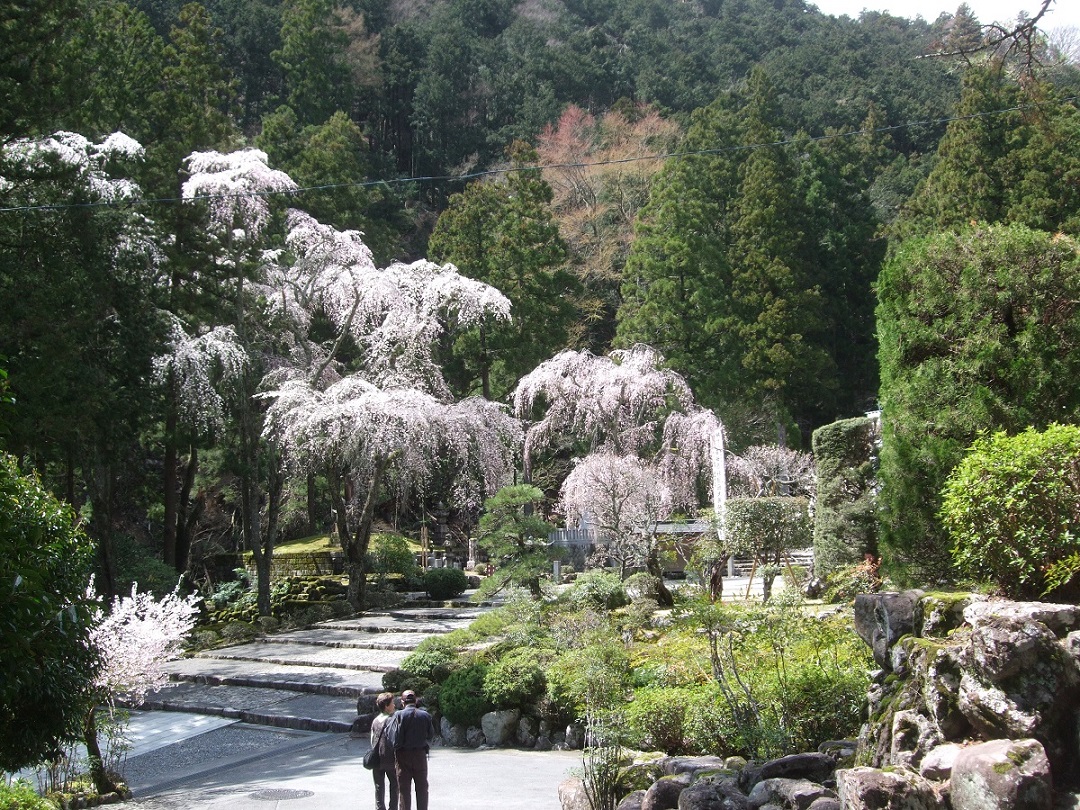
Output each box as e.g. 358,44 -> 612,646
394,748 -> 428,810
373,763 -> 397,810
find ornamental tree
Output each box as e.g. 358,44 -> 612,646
84,582 -> 201,793
559,453 -> 674,597
261,212 -> 519,610
474,484 -> 555,599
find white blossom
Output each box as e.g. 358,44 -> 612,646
1,130 -> 143,202
560,452 -> 673,573
514,344 -> 695,461
89,582 -> 201,707
181,148 -> 297,244
262,375 -> 521,509
152,319 -> 249,435
727,444 -> 815,498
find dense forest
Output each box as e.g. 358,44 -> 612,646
2,0 -> 1080,596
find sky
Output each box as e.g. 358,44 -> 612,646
808,0 -> 1079,30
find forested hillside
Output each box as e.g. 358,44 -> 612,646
2,0 -> 1079,593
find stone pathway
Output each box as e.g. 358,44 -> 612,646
145,599 -> 488,734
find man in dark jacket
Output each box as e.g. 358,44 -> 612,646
386,689 -> 434,810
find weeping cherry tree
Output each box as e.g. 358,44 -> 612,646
517,345 -> 722,600
261,212 -> 520,610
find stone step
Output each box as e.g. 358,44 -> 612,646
164,656 -> 386,696
194,640 -> 408,672
142,682 -> 359,733
257,628 -> 425,651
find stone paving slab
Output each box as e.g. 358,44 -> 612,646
317,612 -> 479,634
196,640 -> 408,672
144,684 -> 357,732
164,657 -> 386,696
268,628 -> 423,650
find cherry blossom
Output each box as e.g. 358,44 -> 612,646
182,148 -> 297,246
1,131 -> 143,201
152,319 -> 249,436
88,582 -> 201,707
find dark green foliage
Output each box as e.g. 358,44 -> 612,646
876,224 -> 1080,583
812,416 -> 879,575
368,533 -> 423,590
424,567 -> 468,601
623,686 -> 691,754
428,154 -> 578,401
381,669 -> 434,702
941,424 -> 1080,599
439,663 -> 493,726
473,484 -> 555,599
401,636 -> 459,681
0,453 -> 99,773
482,648 -> 547,711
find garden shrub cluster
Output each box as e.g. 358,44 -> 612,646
199,573 -> 350,628
424,567 -> 468,600
381,573 -> 871,762
0,781 -> 56,810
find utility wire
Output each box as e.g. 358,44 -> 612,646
1,94 -> 1077,216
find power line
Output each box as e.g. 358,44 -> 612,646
1,94 -> 1077,216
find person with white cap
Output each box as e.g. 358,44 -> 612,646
385,689 -> 434,810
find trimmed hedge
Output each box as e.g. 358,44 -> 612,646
812,415 -> 879,575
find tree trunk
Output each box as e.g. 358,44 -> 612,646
345,459 -> 388,611
646,549 -> 675,608
175,444 -> 199,574
83,707 -> 119,795
163,399 -> 179,569
306,472 -> 317,535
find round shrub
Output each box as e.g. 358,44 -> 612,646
439,663 -> 493,726
941,423 -> 1080,598
482,648 -> 547,711
401,636 -> 458,681
424,567 -> 468,600
564,571 -> 628,610
381,669 -> 434,698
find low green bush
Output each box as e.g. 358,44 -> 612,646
0,781 -> 56,810
424,567 -> 468,600
483,648 -> 547,710
381,669 -> 434,699
401,636 -> 458,681
942,423 -> 1080,598
440,663 -> 493,726
623,686 -> 690,753
563,571 -> 628,610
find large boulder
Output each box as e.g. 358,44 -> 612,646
963,601 -> 1080,637
949,738 -> 1053,810
678,780 -> 749,810
747,778 -> 834,809
559,777 -> 591,810
836,767 -> 939,810
757,753 -> 836,785
481,708 -> 520,746
618,791 -> 647,810
854,591 -> 923,670
642,773 -> 693,810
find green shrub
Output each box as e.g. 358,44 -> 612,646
440,664 -> 493,726
564,571 -> 628,610
877,225 -> 1080,584
812,416 -> 879,576
401,636 -> 458,681
112,533 -> 185,598
623,687 -> 690,753
0,781 -> 57,810
942,423 -> 1080,598
725,497 -> 811,564
382,669 -> 434,699
424,567 -> 468,600
545,638 -> 631,717
483,648 -> 547,710
369,534 -> 422,589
